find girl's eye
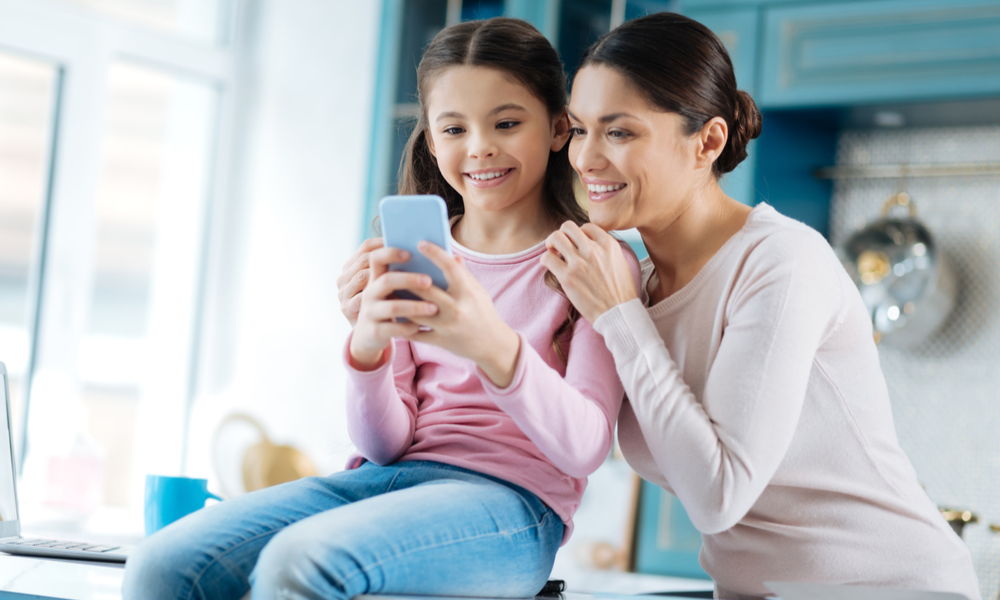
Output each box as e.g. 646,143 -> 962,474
496,120 -> 520,130
443,126 -> 465,135
569,127 -> 586,137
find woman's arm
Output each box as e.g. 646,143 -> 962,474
596,232 -> 844,534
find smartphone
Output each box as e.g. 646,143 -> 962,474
379,195 -> 453,301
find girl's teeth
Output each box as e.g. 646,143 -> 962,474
587,183 -> 625,193
471,170 -> 507,180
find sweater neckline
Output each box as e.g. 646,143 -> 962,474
447,215 -> 548,264
644,203 -> 771,317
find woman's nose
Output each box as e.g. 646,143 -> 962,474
572,136 -> 606,174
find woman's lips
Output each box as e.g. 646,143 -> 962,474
464,168 -> 514,188
586,181 -> 627,202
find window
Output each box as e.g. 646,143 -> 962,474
0,0 -> 235,536
56,0 -> 231,45
0,52 -> 59,461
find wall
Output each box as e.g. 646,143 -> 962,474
184,0 -> 381,487
829,125 -> 1000,598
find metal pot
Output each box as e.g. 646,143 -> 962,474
838,193 -> 957,347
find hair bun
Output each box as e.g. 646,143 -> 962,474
718,90 -> 762,174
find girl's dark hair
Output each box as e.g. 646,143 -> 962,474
398,17 -> 586,362
579,12 -> 762,176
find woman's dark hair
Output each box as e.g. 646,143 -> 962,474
578,12 -> 762,176
398,17 -> 586,362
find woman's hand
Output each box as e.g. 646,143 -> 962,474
349,246 -> 440,370
405,242 -> 521,388
337,237 -> 384,327
541,222 -> 638,323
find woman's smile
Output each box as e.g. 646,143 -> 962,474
582,177 -> 627,202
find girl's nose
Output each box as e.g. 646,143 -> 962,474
468,132 -> 498,159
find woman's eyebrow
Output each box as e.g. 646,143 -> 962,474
567,109 -> 633,124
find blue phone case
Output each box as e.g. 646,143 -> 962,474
379,195 -> 452,301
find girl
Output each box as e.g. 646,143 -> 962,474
542,12 -> 980,600
125,17 -> 638,600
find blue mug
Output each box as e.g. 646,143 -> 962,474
144,474 -> 222,536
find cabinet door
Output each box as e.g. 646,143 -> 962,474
759,0 -> 1000,107
686,7 -> 761,206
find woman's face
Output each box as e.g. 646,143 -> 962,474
568,65 -> 707,233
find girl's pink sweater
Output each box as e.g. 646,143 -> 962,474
343,239 -> 640,541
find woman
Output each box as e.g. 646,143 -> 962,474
541,12 -> 981,600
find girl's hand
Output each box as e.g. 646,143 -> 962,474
541,222 -> 638,323
349,246 -> 440,370
337,237 -> 384,326
406,242 -> 521,388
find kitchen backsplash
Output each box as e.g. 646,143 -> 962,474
828,125 -> 1000,598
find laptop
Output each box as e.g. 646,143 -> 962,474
0,361 -> 131,563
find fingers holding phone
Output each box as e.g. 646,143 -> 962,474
349,247 -> 440,370
337,237 -> 384,326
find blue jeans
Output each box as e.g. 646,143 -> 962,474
122,461 -> 564,600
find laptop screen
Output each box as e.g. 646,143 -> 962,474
1,367 -> 19,524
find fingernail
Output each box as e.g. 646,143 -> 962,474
399,250 -> 410,260
421,276 -> 431,286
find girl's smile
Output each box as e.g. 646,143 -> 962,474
464,167 -> 515,188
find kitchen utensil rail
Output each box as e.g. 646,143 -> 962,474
814,162 -> 1000,179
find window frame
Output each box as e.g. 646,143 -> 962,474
0,0 -> 242,477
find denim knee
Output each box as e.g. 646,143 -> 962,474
251,527 -> 360,600
123,535 -> 192,600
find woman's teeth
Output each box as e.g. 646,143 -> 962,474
469,170 -> 509,181
588,183 -> 625,193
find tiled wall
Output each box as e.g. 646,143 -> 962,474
829,126 -> 1000,598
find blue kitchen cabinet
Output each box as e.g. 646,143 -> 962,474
758,0 -> 1000,107
685,6 -> 761,206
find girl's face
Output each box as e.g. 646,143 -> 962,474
567,65 -> 712,233
424,66 -> 568,217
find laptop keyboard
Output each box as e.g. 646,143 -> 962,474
5,538 -> 121,553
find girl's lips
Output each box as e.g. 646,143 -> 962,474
464,168 -> 514,188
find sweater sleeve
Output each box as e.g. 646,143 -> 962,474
478,246 -> 643,479
344,336 -> 419,465
594,232 -> 844,534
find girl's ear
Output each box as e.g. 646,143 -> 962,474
694,116 -> 727,170
550,109 -> 571,153
424,129 -> 436,157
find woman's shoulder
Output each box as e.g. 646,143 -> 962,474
735,204 -> 844,275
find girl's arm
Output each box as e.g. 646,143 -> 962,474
479,245 -> 643,479
594,231 -> 845,534
345,245 -> 438,464
344,337 -> 419,465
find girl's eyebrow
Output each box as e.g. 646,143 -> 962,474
434,103 -> 527,122
567,109 -> 633,124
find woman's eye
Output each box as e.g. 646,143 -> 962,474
496,120 -> 520,130
569,127 -> 585,137
608,129 -> 632,140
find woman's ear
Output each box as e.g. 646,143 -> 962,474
695,117 -> 727,170
424,129 -> 436,157
550,109 -> 571,152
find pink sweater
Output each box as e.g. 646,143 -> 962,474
596,204 -> 980,599
344,238 -> 639,541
